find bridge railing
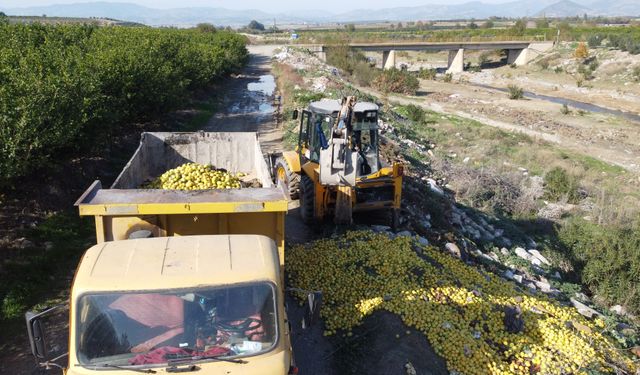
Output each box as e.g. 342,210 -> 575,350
291,33 -> 548,45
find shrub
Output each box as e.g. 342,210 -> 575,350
418,67 -> 437,80
587,34 -> 602,47
574,42 -> 589,59
0,24 -> 248,184
507,85 -> 524,100
352,61 -> 379,87
372,68 -> 419,95
558,217 -> 640,316
443,73 -> 453,83
633,66 -> 640,82
403,104 -> 426,124
560,104 -> 571,115
537,59 -> 550,70
544,167 -> 579,203
478,51 -> 491,66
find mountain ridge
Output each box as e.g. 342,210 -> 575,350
2,0 -> 638,26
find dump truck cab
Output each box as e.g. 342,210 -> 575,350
24,132 -> 321,375
65,235 -> 293,375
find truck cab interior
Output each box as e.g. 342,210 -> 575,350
76,283 -> 277,366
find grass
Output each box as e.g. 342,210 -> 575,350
180,98 -> 219,131
0,212 -> 93,352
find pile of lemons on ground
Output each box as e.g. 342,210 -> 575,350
288,231 -> 637,375
146,162 -> 242,190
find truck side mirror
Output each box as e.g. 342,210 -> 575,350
26,312 -> 46,359
25,305 -> 67,367
292,109 -> 299,120
302,292 -> 322,329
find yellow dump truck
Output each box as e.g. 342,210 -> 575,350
25,132 -> 317,375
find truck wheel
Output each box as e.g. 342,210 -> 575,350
391,208 -> 401,231
299,175 -> 315,224
275,157 -> 300,200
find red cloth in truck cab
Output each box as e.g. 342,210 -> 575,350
129,346 -> 230,365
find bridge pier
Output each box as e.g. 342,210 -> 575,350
382,50 -> 396,70
507,48 -> 528,66
446,48 -> 465,74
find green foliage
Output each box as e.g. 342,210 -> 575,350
443,73 -> 453,83
402,104 -> 427,124
482,20 -> 494,29
478,51 -> 491,67
247,20 -> 265,31
1,212 -> 93,320
558,217 -> 640,316
372,68 -> 419,95
417,67 -> 437,80
511,19 -> 526,35
507,85 -> 524,100
0,24 -> 248,185
326,44 -> 378,86
345,24 -> 356,32
544,167 -> 579,203
536,18 -> 550,28
196,23 -> 217,33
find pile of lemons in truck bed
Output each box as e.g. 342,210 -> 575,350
288,231 -> 637,375
146,162 -> 242,190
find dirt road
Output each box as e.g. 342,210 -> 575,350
205,45 -> 284,154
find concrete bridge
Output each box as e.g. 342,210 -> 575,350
303,41 -> 555,73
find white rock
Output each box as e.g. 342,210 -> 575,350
570,298 -> 603,319
396,230 -> 412,237
530,257 -> 542,266
417,236 -> 429,246
535,280 -> 552,292
500,247 -> 510,256
463,157 -> 470,164
528,249 -> 551,266
513,274 -> 524,283
426,178 -> 444,196
503,270 -> 515,280
515,247 -> 531,261
610,305 -> 627,316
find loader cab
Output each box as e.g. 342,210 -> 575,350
299,99 -> 380,176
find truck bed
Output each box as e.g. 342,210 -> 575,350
112,131 -> 274,189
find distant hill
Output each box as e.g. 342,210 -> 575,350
536,0 -> 592,17
2,0 -> 639,27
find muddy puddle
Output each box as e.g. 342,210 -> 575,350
228,74 -> 275,116
473,83 -> 640,123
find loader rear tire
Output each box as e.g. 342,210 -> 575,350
274,157 -> 300,200
299,175 -> 315,224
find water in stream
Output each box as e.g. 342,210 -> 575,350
473,83 -> 640,123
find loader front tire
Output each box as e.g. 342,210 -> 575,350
275,157 -> 300,200
299,175 -> 315,224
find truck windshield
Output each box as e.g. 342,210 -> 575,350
75,283 -> 277,367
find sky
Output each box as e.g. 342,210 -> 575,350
1,0 -> 593,12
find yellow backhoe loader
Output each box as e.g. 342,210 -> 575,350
274,97 -> 403,227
